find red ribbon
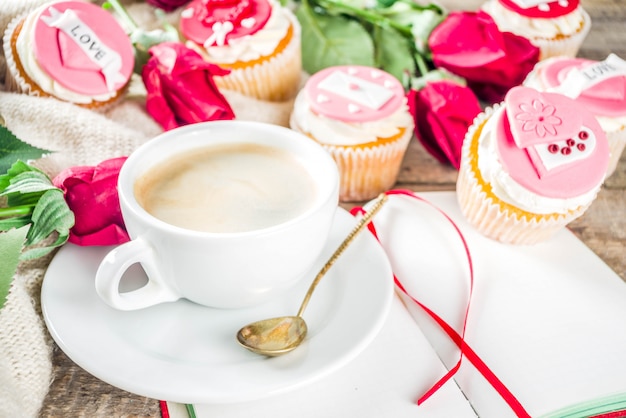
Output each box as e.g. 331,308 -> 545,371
160,400 -> 170,418
352,189 -> 531,418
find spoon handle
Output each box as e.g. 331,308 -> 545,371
296,193 -> 388,318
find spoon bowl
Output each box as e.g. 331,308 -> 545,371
236,316 -> 307,356
236,193 -> 388,356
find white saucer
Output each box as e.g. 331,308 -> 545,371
41,208 -> 393,404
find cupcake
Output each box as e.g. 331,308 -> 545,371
457,86 -> 609,245
290,65 -> 414,202
524,54 -> 626,177
3,0 -> 134,110
481,0 -> 591,60
179,0 -> 301,102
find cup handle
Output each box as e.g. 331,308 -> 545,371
95,237 -> 181,310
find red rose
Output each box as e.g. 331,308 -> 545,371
428,11 -> 540,103
407,80 -> 482,169
145,0 -> 191,12
53,157 -> 129,246
142,42 -> 236,131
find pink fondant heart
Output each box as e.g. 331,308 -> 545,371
505,87 -> 580,148
57,31 -> 100,72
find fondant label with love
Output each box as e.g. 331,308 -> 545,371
41,7 -> 125,92
33,1 -> 133,96
554,54 -> 626,100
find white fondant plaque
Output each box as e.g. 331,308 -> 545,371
532,126 -> 596,173
317,71 -> 395,110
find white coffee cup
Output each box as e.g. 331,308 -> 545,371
95,121 -> 339,310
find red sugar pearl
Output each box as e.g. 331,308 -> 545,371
579,131 -> 589,140
577,143 -> 586,151
561,147 -> 572,155
566,138 -> 576,147
548,143 -> 560,153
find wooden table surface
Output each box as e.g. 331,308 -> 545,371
39,1 -> 626,416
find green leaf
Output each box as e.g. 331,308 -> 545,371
407,8 -> 445,58
296,0 -> 375,74
0,125 -> 52,174
1,170 -> 57,197
373,25 -> 415,82
130,27 -> 180,74
0,226 -> 29,310
21,232 -> 68,261
410,68 -> 467,90
0,160 -> 74,261
25,189 -> 74,248
0,160 -> 39,192
0,216 -> 32,231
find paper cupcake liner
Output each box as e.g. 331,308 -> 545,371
456,108 -> 593,245
3,15 -> 33,95
533,9 -> 591,60
213,13 -> 302,102
323,128 -> 413,202
605,127 -> 626,178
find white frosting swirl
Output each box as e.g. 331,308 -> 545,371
476,106 -> 601,214
200,0 -> 292,64
16,3 -> 115,104
482,0 -> 586,38
290,89 -> 414,145
595,115 -> 626,133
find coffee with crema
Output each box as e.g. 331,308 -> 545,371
134,143 -> 317,233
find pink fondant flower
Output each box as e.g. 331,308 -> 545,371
53,157 -> 129,246
145,0 -> 191,12
142,42 -> 236,130
428,11 -> 540,103
407,78 -> 482,169
516,99 -> 562,137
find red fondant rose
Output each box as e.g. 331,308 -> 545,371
408,80 -> 482,169
146,0 -> 191,12
429,11 -> 540,103
142,42 -> 236,131
53,157 -> 129,246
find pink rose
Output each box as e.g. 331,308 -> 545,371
407,80 -> 482,169
429,11 -> 540,103
145,0 -> 191,12
142,42 -> 236,131
53,157 -> 129,246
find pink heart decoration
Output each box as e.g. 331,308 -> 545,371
57,31 -> 100,72
505,87 -> 580,148
504,87 -> 597,178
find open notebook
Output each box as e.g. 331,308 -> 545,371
165,191 -> 626,418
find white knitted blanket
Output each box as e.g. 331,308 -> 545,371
0,1 -> 295,416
